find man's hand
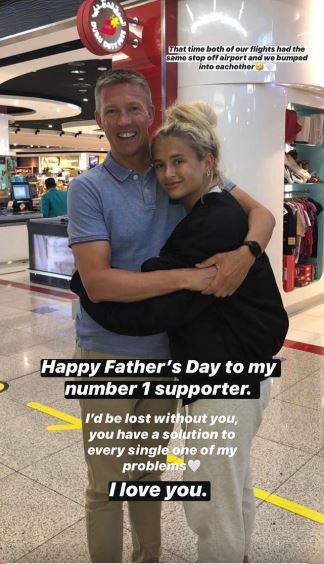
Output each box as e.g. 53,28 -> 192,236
184,266 -> 218,291
196,246 -> 255,297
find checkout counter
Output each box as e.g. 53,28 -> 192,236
0,210 -> 43,263
28,217 -> 74,289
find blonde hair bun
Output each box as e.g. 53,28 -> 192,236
166,101 -> 217,130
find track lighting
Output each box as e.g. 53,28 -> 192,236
98,134 -> 104,139
59,131 -> 65,137
14,127 -> 20,134
74,131 -> 82,138
35,129 -> 40,135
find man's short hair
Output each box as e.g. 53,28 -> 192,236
45,177 -> 56,189
95,69 -> 152,111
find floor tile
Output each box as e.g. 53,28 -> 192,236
9,340 -> 76,364
289,314 -> 324,334
0,396 -> 28,422
0,462 -> 15,479
251,436 -> 312,492
252,500 -> 324,564
0,409 -> 81,470
0,473 -> 83,563
257,399 -> 324,454
20,442 -> 86,506
272,347 -> 324,397
285,328 -> 322,344
0,353 -> 42,381
275,455 -> 324,513
5,371 -> 65,405
0,327 -> 50,355
275,368 -> 324,410
160,502 -> 197,561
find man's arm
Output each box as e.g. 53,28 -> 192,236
197,186 -> 275,297
72,240 -> 217,302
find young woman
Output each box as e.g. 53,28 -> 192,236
71,102 -> 288,563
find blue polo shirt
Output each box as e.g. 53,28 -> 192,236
68,153 -> 185,357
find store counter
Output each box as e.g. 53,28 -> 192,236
27,216 -> 74,289
0,211 -> 43,263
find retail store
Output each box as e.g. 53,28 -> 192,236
0,1 -> 324,563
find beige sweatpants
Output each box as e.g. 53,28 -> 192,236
75,347 -> 178,563
183,379 -> 272,563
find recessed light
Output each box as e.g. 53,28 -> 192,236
48,124 -> 53,128
14,143 -> 17,146
30,145 -> 34,147
70,69 -> 86,74
46,145 -> 49,148
78,77 -> 85,81
79,89 -> 88,93
83,98 -> 88,102
68,61 -> 85,67
97,67 -> 108,71
56,108 -> 61,112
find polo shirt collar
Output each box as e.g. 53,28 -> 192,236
103,152 -> 154,182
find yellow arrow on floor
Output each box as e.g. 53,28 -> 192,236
27,401 -> 82,430
0,382 -> 9,393
27,401 -> 324,525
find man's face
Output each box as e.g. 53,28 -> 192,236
95,82 -> 154,165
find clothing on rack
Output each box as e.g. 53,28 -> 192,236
283,196 -> 323,262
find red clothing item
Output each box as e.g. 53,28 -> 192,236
285,110 -> 302,143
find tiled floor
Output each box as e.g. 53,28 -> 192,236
0,272 -> 323,563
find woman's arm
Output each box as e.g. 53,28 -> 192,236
197,186 -> 275,297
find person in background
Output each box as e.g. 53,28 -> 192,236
41,177 -> 67,218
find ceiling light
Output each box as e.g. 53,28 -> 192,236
48,124 -> 53,128
46,145 -> 49,148
78,77 -> 85,81
56,108 -> 61,113
14,100 -> 20,106
14,143 -> 17,146
100,147 -> 104,151
68,61 -> 85,67
70,69 -> 86,74
79,89 -> 88,93
83,98 -> 88,102
97,67 -> 108,71
30,145 -> 34,148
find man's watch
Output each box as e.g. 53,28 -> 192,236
242,240 -> 262,259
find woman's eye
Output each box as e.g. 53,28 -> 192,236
174,159 -> 183,165
154,163 -> 164,170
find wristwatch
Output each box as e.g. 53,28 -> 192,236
242,240 -> 262,259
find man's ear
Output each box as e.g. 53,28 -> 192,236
147,105 -> 155,126
95,110 -> 102,129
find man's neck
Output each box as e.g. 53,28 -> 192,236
110,149 -> 151,175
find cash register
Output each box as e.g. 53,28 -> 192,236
11,183 -> 33,212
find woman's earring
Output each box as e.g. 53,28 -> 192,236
206,170 -> 211,177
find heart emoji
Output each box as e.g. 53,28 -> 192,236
255,63 -> 264,71
188,459 -> 200,472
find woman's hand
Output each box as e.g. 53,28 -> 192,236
196,246 -> 255,297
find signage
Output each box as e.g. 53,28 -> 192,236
77,0 -> 129,56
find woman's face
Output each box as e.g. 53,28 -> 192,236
153,136 -> 212,210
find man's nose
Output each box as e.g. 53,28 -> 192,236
117,109 -> 132,126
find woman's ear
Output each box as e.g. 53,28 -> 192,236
204,153 -> 214,175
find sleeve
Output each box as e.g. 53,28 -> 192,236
67,175 -> 111,247
41,194 -> 49,217
222,176 -> 236,191
70,269 -> 215,336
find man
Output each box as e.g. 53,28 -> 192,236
68,69 -> 275,563
41,177 -> 67,218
